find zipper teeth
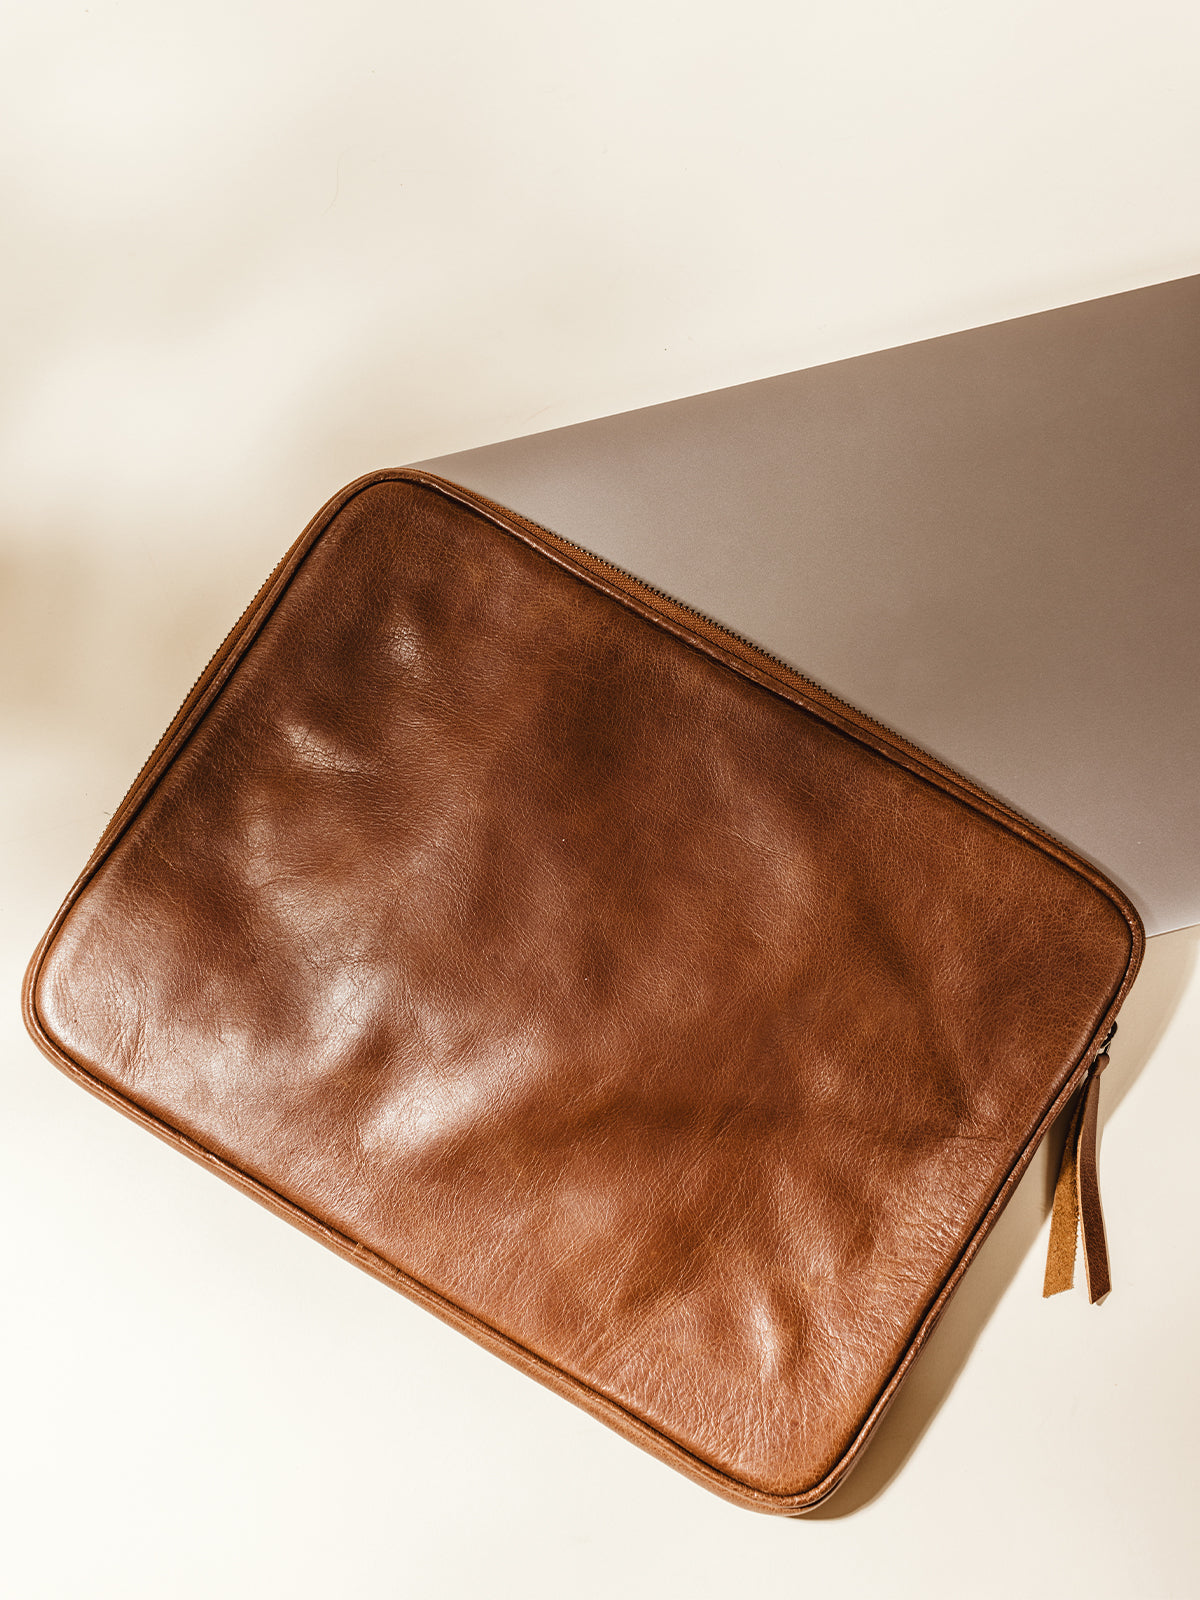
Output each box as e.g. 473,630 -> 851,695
84,467 -> 1079,876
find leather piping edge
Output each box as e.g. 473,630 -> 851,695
419,471 -> 1144,959
21,467 -> 1147,1515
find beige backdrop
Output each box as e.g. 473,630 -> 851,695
3,3 -> 1199,1596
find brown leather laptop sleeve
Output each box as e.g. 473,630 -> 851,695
23,470 -> 1143,1512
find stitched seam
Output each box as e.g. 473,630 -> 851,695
22,466 -> 1144,1510
23,984 -> 1127,1510
22,1018 -> 804,1508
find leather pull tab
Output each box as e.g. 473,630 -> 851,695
1044,1039 -> 1113,1303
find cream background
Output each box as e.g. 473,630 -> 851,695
2,3 -> 1198,1595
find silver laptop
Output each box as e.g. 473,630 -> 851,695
418,275 -> 1200,937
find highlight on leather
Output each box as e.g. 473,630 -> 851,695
22,470 -> 1143,1512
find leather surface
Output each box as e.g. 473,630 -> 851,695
27,473 -> 1142,1510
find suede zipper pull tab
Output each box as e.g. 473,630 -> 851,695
1043,1025 -> 1116,1303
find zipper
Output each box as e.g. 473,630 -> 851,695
1044,1020 -> 1118,1302
441,476 -> 1085,860
53,466 -> 1136,1302
80,467 -> 1103,887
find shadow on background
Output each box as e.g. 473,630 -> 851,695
6,525 -> 1195,1528
804,921 -> 1198,1518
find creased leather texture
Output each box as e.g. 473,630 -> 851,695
24,471 -> 1143,1512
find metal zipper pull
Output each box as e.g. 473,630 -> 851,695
1043,1023 -> 1117,1302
